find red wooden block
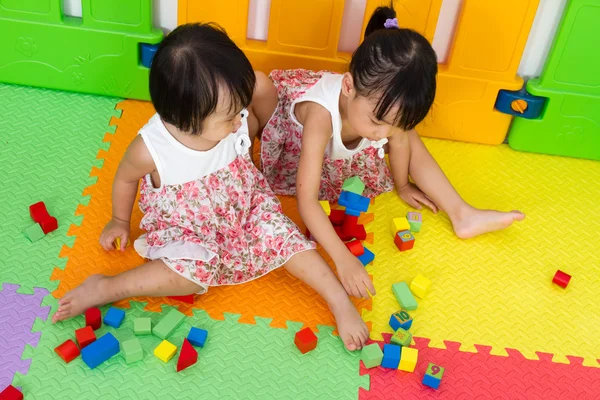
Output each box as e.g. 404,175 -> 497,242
55,339 -> 80,363
85,307 -> 102,331
345,239 -> 365,256
294,327 -> 318,354
39,216 -> 58,234
334,226 -> 353,241
342,214 -> 359,232
168,294 -> 195,304
394,230 -> 415,251
75,325 -> 97,348
344,224 -> 367,241
29,201 -> 49,223
329,209 -> 345,226
552,270 -> 571,288
176,338 -> 198,372
0,385 -> 23,400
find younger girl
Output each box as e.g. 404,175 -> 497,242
260,6 -> 525,299
52,23 -> 369,351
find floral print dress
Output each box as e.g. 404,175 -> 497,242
133,113 -> 315,294
261,69 -> 395,202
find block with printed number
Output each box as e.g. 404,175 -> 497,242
360,343 -> 383,368
390,327 -> 412,347
394,230 -> 415,252
389,309 -> 413,331
410,274 -> 431,298
398,346 -> 418,372
422,362 -> 445,389
406,211 -> 422,232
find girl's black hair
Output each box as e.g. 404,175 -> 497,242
149,23 -> 255,134
350,4 -> 438,131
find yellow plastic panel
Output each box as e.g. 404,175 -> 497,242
267,0 -> 344,58
361,0 -> 442,42
177,0 -> 249,44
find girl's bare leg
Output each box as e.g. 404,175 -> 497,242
407,130 -> 524,239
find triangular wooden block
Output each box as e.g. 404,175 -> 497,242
176,338 -> 198,372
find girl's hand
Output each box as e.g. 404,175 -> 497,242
398,183 -> 439,213
99,218 -> 130,251
336,253 -> 376,299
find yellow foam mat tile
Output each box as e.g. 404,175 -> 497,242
363,138 -> 600,367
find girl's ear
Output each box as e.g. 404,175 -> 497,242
341,72 -> 355,97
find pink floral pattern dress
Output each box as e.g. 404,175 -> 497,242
261,69 -> 395,202
133,113 -> 315,294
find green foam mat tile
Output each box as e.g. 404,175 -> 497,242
0,83 -> 120,294
15,300 -> 368,399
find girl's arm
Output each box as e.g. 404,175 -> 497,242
388,130 -> 438,212
100,136 -> 156,250
296,102 -> 376,299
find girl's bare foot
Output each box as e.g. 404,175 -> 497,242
328,296 -> 369,351
52,274 -> 109,323
453,207 -> 525,239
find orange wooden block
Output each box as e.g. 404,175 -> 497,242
365,232 -> 374,244
358,213 -> 374,225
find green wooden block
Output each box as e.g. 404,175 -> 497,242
406,212 -> 422,232
426,362 -> 445,379
134,317 -> 152,335
122,338 -> 143,364
360,343 -> 384,369
392,282 -> 418,310
342,177 -> 365,195
23,223 -> 45,242
152,309 -> 186,339
390,327 -> 412,347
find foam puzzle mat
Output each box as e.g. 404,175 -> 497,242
1,84 -> 599,398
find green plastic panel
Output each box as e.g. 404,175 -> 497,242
508,0 -> 600,161
0,0 -> 162,99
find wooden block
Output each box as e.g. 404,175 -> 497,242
394,230 -> 415,252
153,309 -> 186,339
422,363 -> 445,389
389,309 -> 413,331
410,274 -> 431,298
154,340 -> 177,362
398,347 -> 418,372
552,270 -> 571,288
391,217 -> 410,236
392,282 -> 418,310
329,209 -> 346,226
342,176 -> 365,195
294,327 -> 318,354
390,327 -> 412,347
85,307 -> 102,330
365,232 -> 374,244
55,339 -> 80,364
75,325 -> 96,348
345,239 -> 364,256
122,338 -> 143,364
319,200 -> 331,216
406,211 -> 422,232
361,343 -> 383,369
23,223 -> 45,242
381,344 -> 401,369
134,317 -> 152,335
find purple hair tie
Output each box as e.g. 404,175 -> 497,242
384,18 -> 398,29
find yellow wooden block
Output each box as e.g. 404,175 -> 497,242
114,237 -> 131,249
391,217 -> 410,236
398,347 -> 419,372
410,274 -> 431,299
319,201 -> 331,216
154,340 -> 177,363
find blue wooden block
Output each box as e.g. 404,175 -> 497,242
344,207 -> 362,217
389,310 -> 413,331
357,246 -> 375,266
103,307 -> 125,328
81,333 -> 120,369
338,191 -> 370,214
381,344 -> 401,369
187,327 -> 208,347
